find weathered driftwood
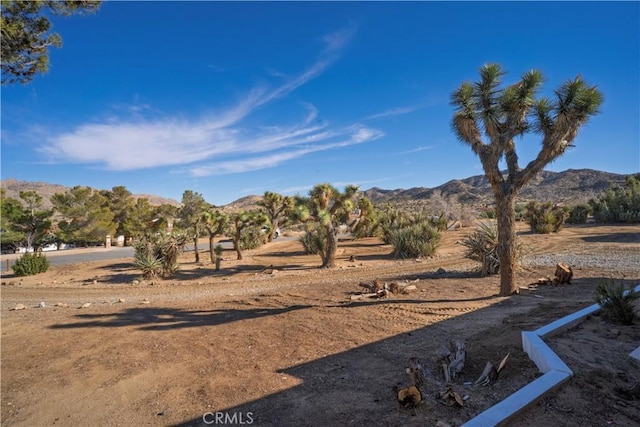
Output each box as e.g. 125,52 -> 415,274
437,340 -> 466,383
406,357 -> 426,390
396,385 -> 422,409
554,262 -> 573,285
353,280 -> 418,300
438,384 -> 465,407
474,353 -> 510,386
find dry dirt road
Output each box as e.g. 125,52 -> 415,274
1,223 -> 639,427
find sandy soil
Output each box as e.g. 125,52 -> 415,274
1,223 -> 639,427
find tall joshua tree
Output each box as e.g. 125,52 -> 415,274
451,63 -> 602,296
294,184 -> 358,268
257,191 -> 294,242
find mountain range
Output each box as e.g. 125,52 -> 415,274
0,168 -> 632,212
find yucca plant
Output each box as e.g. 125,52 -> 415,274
525,201 -> 568,233
566,203 -> 591,224
133,232 -> 187,279
595,281 -> 638,325
460,221 -> 525,276
133,252 -> 162,279
387,222 -> 441,259
460,221 -> 500,276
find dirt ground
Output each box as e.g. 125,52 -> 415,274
1,223 -> 639,427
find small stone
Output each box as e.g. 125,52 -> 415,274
436,268 -> 446,274
12,303 -> 26,311
39,302 -> 46,308
92,280 -> 98,285
55,302 -> 67,307
132,280 -> 140,285
118,298 -> 126,303
141,299 -> 150,304
80,302 -> 91,309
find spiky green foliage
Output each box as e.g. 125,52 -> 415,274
386,219 -> 441,259
451,63 -> 602,296
352,197 -> 382,239
298,224 -> 327,256
595,281 -> 639,325
566,203 -> 591,224
230,210 -> 268,260
590,175 -> 640,223
460,221 -> 500,276
12,252 -> 50,276
292,184 -> 359,268
525,201 -> 568,233
133,251 -> 162,280
257,191 -> 294,242
133,233 -> 187,279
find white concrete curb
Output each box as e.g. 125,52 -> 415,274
463,284 -> 640,427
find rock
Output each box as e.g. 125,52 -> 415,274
436,268 -> 447,274
118,298 -> 126,303
132,280 -> 140,285
141,299 -> 150,304
92,280 -> 98,285
12,303 -> 26,311
80,303 -> 91,309
55,302 -> 68,308
39,302 -> 46,308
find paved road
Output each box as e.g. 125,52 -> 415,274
0,237 -> 296,273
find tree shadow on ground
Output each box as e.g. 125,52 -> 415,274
581,233 -> 640,244
49,304 -> 312,331
169,276 -> 640,427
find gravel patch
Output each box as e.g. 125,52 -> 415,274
523,250 -> 640,272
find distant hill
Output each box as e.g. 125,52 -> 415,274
360,169 -> 630,208
0,179 -> 180,209
1,169 -> 633,213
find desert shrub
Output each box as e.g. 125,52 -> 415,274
133,233 -> 187,279
460,221 -> 499,276
133,251 -> 162,279
595,281 -> 639,325
298,224 -> 328,255
378,204 -> 411,244
525,201 -> 568,233
386,222 -> 441,259
566,203 -> 591,224
12,252 -> 50,276
460,221 -> 523,276
239,225 -> 264,250
514,203 -> 527,221
590,175 -> 640,223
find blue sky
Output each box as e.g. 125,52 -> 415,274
2,1 -> 639,206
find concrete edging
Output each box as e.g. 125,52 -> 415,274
463,284 -> 640,427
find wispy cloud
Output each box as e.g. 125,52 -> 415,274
401,145 -> 435,154
188,125 -> 383,177
364,106 -> 420,121
39,26 -> 372,177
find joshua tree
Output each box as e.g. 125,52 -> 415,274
201,208 -> 228,263
293,184 -> 358,268
257,191 -> 294,241
230,210 -> 268,260
451,63 -> 602,295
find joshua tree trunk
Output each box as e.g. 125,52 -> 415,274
321,224 -> 338,268
208,235 -> 216,263
494,189 -> 518,295
234,235 -> 242,260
